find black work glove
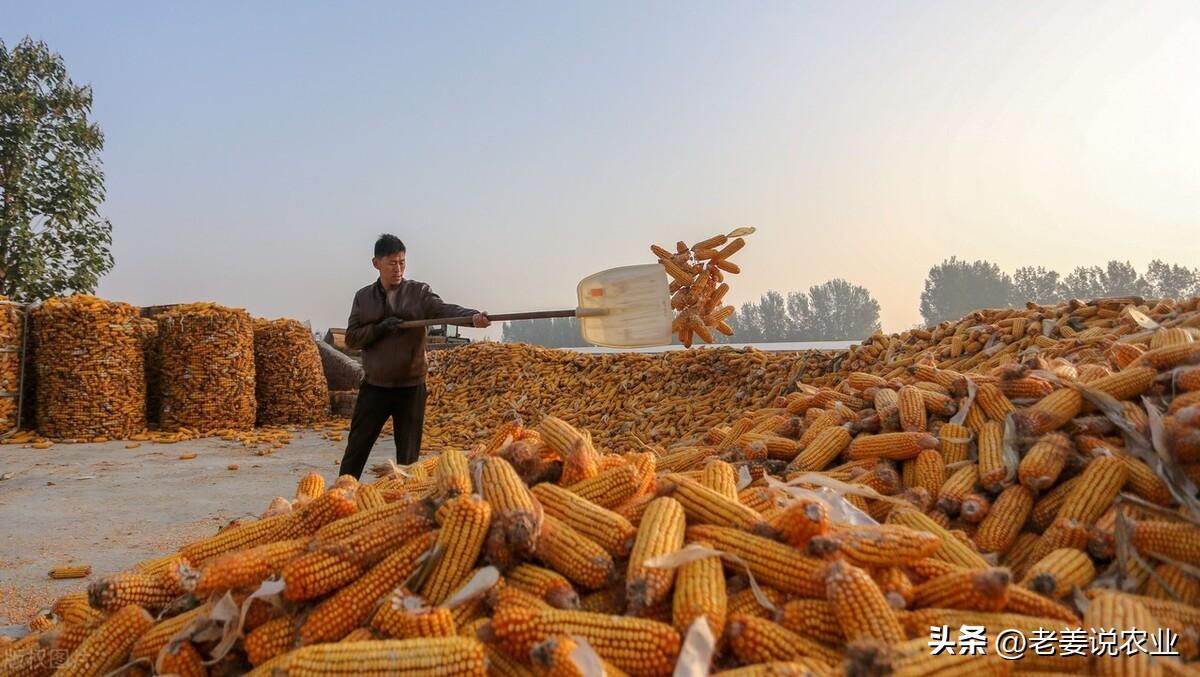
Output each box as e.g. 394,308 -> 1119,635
379,316 -> 405,332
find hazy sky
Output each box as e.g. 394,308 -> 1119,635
5,1 -> 1197,339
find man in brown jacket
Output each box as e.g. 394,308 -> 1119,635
338,234 -> 489,478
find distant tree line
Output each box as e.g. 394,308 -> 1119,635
500,259 -> 1200,347
919,258 -> 1200,325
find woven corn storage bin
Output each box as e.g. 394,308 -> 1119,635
253,318 -> 329,425
0,300 -> 25,434
134,318 -> 161,425
32,295 -> 146,439
157,303 -> 256,431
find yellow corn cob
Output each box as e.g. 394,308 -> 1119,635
508,564 -> 580,609
421,495 -> 492,604
726,614 -> 842,667
487,605 -> 680,677
87,571 -> 177,612
1020,547 -> 1095,598
1031,475 -> 1082,529
885,508 -> 990,569
998,375 -> 1054,400
298,529 -> 438,644
659,474 -> 766,533
959,493 -> 990,524
1057,454 -> 1128,525
578,587 -> 624,615
911,567 -> 1011,612
567,463 -> 640,509
1130,520 -> 1200,565
935,463 -> 978,515
1143,563 -> 1200,605
788,426 -> 851,472
247,615 -> 299,666
1115,453 -> 1174,506
191,536 -> 311,596
898,609 -> 1086,673
974,383 -> 1015,421
973,485 -> 1034,554
533,514 -> 615,590
1083,590 -> 1160,677
283,505 -> 436,600
481,456 -> 543,562
1014,387 -> 1083,435
435,447 -> 473,499
624,451 -> 657,496
909,449 -> 945,495
823,560 -> 904,643
560,434 -> 601,487
1002,531 -> 1041,580
354,483 -> 386,510
531,482 -> 635,558
625,497 -> 686,613
371,590 -> 456,639
849,371 -> 888,391
155,640 -> 205,677
1017,432 -> 1072,491
178,512 -> 293,565
131,602 -> 211,663
47,565 -> 91,580
796,411 -> 840,449
1089,589 -> 1200,644
845,637 -> 1010,677
51,604 -> 155,677
1134,342 -> 1200,370
896,386 -> 926,432
681,661 -> 834,677
726,586 -> 788,620
685,524 -> 824,597
847,432 -> 938,460
671,540 -> 727,637
537,415 -> 590,459
614,494 -> 656,529
655,447 -> 710,474
975,420 -> 1008,492
874,566 -> 914,609
809,524 -> 940,568
295,471 -> 325,500
767,498 -> 829,549
775,598 -> 842,644
872,387 -> 899,424
1027,518 -> 1092,572
931,422 -> 969,465
492,584 -> 554,612
313,497 -> 416,543
699,460 -> 739,499
246,637 -> 487,677
529,635 -> 630,677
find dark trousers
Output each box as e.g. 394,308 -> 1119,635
338,381 -> 427,479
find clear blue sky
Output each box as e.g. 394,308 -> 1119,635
5,1 -> 1197,336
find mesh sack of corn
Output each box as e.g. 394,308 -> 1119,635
253,318 -> 329,425
157,302 -> 256,431
0,300 -> 25,434
31,295 -> 146,439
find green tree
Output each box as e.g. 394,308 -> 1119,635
919,257 -> 1013,325
1144,260 -> 1197,299
0,38 -> 113,302
790,279 -> 881,340
1011,266 -> 1063,305
1097,260 -> 1147,297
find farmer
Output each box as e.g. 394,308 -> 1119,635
338,234 -> 489,478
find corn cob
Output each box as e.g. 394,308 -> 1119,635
1031,474 -> 1082,528
699,460 -> 739,499
1002,532 -> 1041,579
1017,432 -> 1072,491
910,567 -> 1011,612
51,604 -> 155,677
481,456 -> 543,563
246,637 -> 487,677
975,420 -> 1008,492
371,590 -> 456,639
726,586 -> 788,620
131,602 -> 210,663
560,435 -> 601,487
492,584 -> 555,612
897,386 -> 926,432
153,639 -> 205,677
246,616 -> 299,665
809,524 -> 940,567
787,426 -> 851,472
298,529 -> 438,644
87,571 -> 177,612
531,482 -> 635,558
353,483 -> 386,510
47,565 -> 91,580
283,504 -> 436,600
726,614 -> 842,667
421,495 -> 492,604
671,540 -> 726,637
658,474 -> 766,532
935,463 -> 978,515
973,485 -> 1033,554
767,498 -> 829,549
1134,343 -> 1200,371
190,536 -> 310,596
936,422 -> 971,464
1028,517 -> 1092,571
898,608 -> 1086,672
435,447 -> 473,499
625,451 -> 657,496
533,514 -> 614,590
1015,387 -> 1083,435
1114,453 -> 1174,506
847,432 -> 938,460
959,493 -> 990,524
508,565 -> 580,610
1056,454 -> 1128,525
845,637 -> 1010,677
178,512 -> 294,565
613,494 -> 656,529
999,375 -> 1054,400
537,415 -> 589,459
567,463 -> 640,509
685,525 -> 824,597
529,635 -> 630,677
796,411 -> 841,448
975,383 -> 1015,421
885,508 -> 990,569
1020,545 -> 1095,600
487,605 -> 680,677
295,471 -> 325,500
775,599 -> 842,644
909,448 -> 945,495
1129,520 -> 1200,565
1143,563 -> 1200,605
313,498 -> 415,543
626,497 -> 686,613
1083,589 -> 1160,677
823,560 -> 904,643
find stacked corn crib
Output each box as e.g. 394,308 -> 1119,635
5,300 -> 1200,677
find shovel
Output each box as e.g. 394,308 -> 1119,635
392,263 -> 673,348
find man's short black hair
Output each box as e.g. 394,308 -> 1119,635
374,234 -> 406,258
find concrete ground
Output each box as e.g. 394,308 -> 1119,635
0,429 -> 390,626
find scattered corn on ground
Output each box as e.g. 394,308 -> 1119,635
5,295 -> 1199,675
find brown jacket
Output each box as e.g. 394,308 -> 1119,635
345,278 -> 478,387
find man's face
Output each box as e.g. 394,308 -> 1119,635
373,252 -> 406,287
